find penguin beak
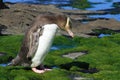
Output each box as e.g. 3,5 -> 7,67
67,29 -> 74,38
64,17 -> 74,38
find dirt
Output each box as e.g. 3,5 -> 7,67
0,3 -> 120,37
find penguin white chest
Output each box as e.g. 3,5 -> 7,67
31,24 -> 58,67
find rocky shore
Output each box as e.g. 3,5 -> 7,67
0,3 -> 120,37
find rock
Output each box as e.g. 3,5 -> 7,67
70,73 -> 94,80
72,19 -> 120,37
73,77 -> 93,80
0,3 -> 120,37
0,52 -> 6,56
0,24 -> 7,35
63,51 -> 88,59
113,2 -> 120,8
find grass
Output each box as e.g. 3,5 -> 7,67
0,35 -> 23,63
0,34 -> 120,80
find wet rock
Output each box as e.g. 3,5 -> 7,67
0,3 -> 120,37
0,52 -> 6,56
113,2 -> 120,8
100,7 -> 120,14
0,24 -> 7,35
0,1 -> 9,9
60,61 -> 89,70
72,19 -> 120,37
70,73 -> 94,80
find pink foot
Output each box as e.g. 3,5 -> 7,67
32,68 -> 45,74
39,64 -> 52,71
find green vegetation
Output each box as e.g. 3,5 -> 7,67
71,0 -> 91,9
113,2 -> 120,8
0,35 -> 23,63
93,28 -> 119,35
0,34 -> 120,80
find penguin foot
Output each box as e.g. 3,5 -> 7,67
32,68 -> 45,74
32,68 -> 52,74
32,65 -> 52,74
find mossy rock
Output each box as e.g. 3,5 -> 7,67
1,34 -> 120,79
71,0 -> 91,9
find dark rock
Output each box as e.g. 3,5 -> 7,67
0,52 -> 6,56
0,24 -> 7,35
113,2 -> 120,8
59,61 -> 89,70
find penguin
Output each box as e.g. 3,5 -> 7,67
10,13 -> 74,73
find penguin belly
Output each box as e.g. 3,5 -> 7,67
31,24 -> 58,67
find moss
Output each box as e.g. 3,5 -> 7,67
70,66 -> 80,71
113,2 -> 120,8
0,34 -> 120,79
0,66 -> 70,80
0,35 -> 23,63
92,28 -> 118,35
14,76 -> 29,80
71,0 -> 91,9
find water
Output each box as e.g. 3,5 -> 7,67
87,0 -> 120,10
3,0 -> 120,21
0,63 -> 8,67
4,0 -> 71,5
60,6 -> 79,10
50,45 -> 75,50
89,14 -> 120,21
51,46 -> 59,50
61,0 -> 120,21
86,0 -> 120,21
3,0 -> 120,10
4,0 -> 120,10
